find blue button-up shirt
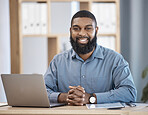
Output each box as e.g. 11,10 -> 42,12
44,44 -> 137,103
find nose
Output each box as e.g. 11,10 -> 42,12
78,28 -> 86,36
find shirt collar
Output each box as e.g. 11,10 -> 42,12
71,49 -> 76,58
92,44 -> 104,59
71,44 -> 104,60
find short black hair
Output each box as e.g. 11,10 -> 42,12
71,10 -> 97,27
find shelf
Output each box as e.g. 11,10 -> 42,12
92,0 -> 117,2
10,0 -> 120,74
23,34 -> 48,38
98,33 -> 116,36
21,0 -> 47,2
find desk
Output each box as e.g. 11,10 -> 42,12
0,105 -> 148,115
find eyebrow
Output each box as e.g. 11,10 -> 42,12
72,25 -> 93,28
85,25 -> 93,27
72,25 -> 80,28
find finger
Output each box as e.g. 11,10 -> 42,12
68,100 -> 83,106
69,96 -> 84,103
69,86 -> 85,94
67,98 -> 73,104
68,103 -> 73,106
69,89 -> 85,98
68,94 -> 77,99
67,98 -> 84,106
73,102 -> 83,106
76,86 -> 85,93
69,86 -> 77,89
74,97 -> 84,103
69,85 -> 84,90
68,88 -> 75,94
73,90 -> 85,98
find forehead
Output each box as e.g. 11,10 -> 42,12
72,17 -> 95,27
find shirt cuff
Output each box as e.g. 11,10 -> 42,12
49,92 -> 61,103
95,92 -> 111,103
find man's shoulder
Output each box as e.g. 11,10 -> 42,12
99,45 -> 123,59
97,45 -> 129,66
53,49 -> 72,60
99,45 -> 120,55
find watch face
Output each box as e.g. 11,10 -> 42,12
90,96 -> 96,104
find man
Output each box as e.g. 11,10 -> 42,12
44,10 -> 137,106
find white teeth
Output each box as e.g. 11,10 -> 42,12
79,38 -> 87,42
80,39 -> 87,42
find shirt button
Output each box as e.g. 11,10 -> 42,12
82,75 -> 85,78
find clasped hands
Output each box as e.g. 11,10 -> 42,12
66,85 -> 90,106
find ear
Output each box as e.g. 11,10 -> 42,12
70,27 -> 72,33
95,26 -> 99,34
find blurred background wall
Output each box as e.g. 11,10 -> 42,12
0,0 -> 10,102
120,0 -> 148,101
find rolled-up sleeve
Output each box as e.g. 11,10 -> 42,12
44,58 -> 60,103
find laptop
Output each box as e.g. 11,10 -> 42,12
1,74 -> 66,108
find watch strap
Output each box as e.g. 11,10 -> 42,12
90,93 -> 94,97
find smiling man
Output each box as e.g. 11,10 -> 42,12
44,10 -> 137,106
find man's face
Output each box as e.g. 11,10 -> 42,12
70,17 -> 98,54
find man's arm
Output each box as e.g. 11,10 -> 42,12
44,60 -> 86,105
44,59 -> 61,103
95,59 -> 137,103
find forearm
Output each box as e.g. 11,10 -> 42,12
95,87 -> 137,104
58,93 -> 68,103
46,90 -> 61,103
46,88 -> 68,104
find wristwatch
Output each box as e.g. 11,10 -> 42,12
89,93 -> 96,104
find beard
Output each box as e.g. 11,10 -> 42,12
70,33 -> 97,54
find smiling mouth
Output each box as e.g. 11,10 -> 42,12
77,38 -> 88,44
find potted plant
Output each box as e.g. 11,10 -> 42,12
141,66 -> 148,102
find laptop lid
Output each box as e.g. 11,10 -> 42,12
1,74 -> 65,107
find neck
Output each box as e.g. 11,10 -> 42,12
78,48 -> 95,61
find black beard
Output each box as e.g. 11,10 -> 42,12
70,33 -> 97,54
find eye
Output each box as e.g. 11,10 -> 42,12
73,27 -> 80,31
85,27 -> 93,31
